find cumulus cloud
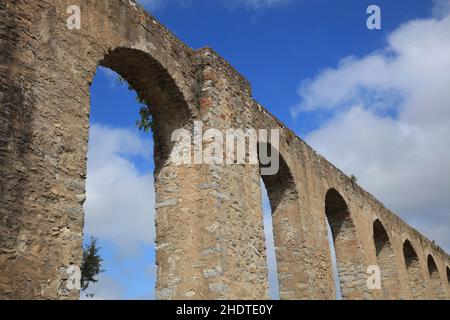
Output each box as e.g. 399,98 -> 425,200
432,0 -> 450,17
84,124 -> 155,257
99,67 -> 120,88
81,274 -> 125,300
293,7 -> 450,251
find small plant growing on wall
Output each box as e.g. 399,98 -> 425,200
81,236 -> 104,297
117,75 -> 154,132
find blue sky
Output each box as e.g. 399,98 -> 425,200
83,0 -> 450,299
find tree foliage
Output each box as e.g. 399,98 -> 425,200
117,75 -> 154,132
81,236 -> 103,292
136,106 -> 154,132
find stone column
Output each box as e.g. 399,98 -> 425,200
161,48 -> 270,299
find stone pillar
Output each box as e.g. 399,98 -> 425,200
272,197 -> 310,299
158,48 -> 270,299
261,152 -> 320,299
0,2 -> 86,299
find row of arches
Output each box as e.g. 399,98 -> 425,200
256,138 -> 449,300
323,188 -> 449,300
85,43 -> 448,300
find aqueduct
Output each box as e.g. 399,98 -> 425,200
0,0 -> 449,300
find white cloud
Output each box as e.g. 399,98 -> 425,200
99,67 -> 120,88
294,7 -> 450,251
84,124 -> 155,257
81,275 -> 125,300
433,0 -> 450,17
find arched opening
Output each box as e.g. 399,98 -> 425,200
447,266 -> 450,286
82,47 -> 191,299
98,48 -> 191,170
325,189 -> 365,299
326,222 -> 342,300
403,240 -> 425,299
260,179 -> 280,300
427,255 -> 445,299
372,219 -> 400,299
259,143 -> 303,299
260,145 -> 298,214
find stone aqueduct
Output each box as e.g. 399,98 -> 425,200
0,0 -> 449,300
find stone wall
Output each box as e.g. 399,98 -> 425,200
0,0 -> 449,299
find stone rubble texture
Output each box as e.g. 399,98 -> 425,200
0,0 -> 449,300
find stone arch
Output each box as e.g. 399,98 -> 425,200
258,143 -> 306,299
97,47 -> 192,169
260,145 -> 298,213
403,240 -> 425,299
4,0 -> 450,301
86,46 -> 194,299
0,0 -> 204,299
372,219 -> 400,299
427,255 -> 445,299
324,189 -> 366,299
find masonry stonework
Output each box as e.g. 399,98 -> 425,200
0,0 -> 449,300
